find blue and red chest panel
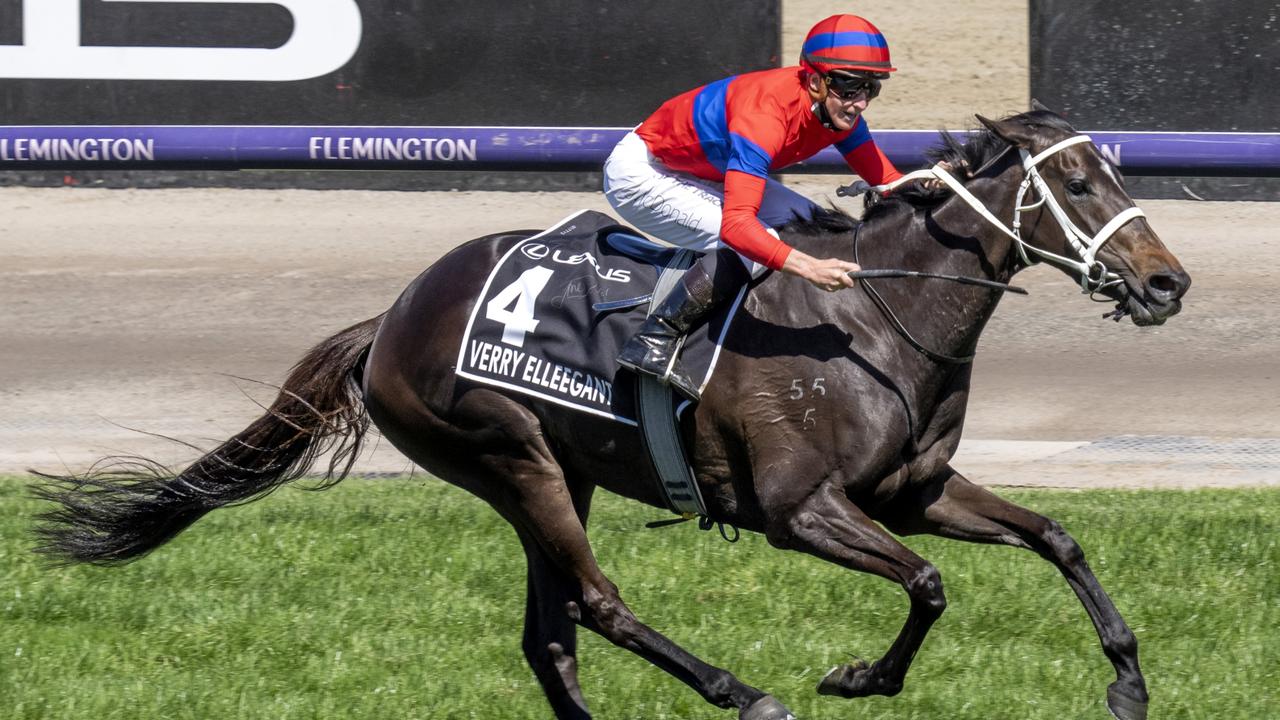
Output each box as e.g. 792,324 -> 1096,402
635,67 -> 902,269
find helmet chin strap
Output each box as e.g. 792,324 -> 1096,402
812,100 -> 837,131
806,73 -> 838,130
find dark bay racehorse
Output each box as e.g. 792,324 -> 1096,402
36,110 -> 1189,720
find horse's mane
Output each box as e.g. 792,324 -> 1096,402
869,109 -> 1083,221
779,201 -> 862,236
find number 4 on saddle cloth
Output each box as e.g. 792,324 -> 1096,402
456,209 -> 748,428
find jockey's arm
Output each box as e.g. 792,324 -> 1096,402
839,122 -> 904,187
722,170 -> 860,293
840,125 -> 952,191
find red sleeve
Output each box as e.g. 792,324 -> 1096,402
720,170 -> 793,271
843,137 -> 903,186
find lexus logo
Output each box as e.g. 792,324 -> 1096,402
0,0 -> 363,82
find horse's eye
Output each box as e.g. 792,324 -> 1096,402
1066,179 -> 1090,196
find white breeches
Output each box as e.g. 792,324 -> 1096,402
602,131 -> 818,277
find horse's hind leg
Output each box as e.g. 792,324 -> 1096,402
517,482 -> 594,720
769,484 -> 947,700
878,467 -> 1147,720
495,456 -> 787,718
369,374 -> 787,717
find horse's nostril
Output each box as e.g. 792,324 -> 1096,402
1145,270 -> 1191,303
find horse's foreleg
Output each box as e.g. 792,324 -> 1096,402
771,483 -> 946,700
880,468 -> 1147,720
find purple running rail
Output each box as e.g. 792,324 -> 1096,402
0,126 -> 1277,176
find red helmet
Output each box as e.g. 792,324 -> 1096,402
800,14 -> 896,76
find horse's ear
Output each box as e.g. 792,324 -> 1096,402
1030,98 -> 1053,113
975,113 -> 1039,150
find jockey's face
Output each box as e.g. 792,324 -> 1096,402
807,72 -> 873,131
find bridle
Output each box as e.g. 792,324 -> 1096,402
845,133 -> 1146,365
879,134 -> 1145,294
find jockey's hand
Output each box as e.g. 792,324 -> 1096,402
782,251 -> 860,293
921,160 -> 956,191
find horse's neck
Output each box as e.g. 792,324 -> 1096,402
887,170 -> 1019,313
794,166 -> 1023,364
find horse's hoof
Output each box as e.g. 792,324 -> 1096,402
1107,682 -> 1149,720
817,660 -> 900,698
740,695 -> 796,720
818,664 -> 849,697
817,661 -> 866,698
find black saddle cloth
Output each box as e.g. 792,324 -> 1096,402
455,210 -> 746,425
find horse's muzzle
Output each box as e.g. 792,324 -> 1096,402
1119,269 -> 1190,326
1105,268 -> 1190,326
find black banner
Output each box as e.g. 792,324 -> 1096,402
1031,0 -> 1278,132
1030,0 -> 1279,199
0,0 -> 781,126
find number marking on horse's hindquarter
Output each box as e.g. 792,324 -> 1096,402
788,377 -> 827,399
787,378 -> 826,428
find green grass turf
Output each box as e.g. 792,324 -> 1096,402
1,475 -> 1275,719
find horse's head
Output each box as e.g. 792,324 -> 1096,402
974,108 -> 1191,326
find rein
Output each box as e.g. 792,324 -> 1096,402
836,181 -> 1028,365
851,224 -> 1005,365
847,268 -> 1028,295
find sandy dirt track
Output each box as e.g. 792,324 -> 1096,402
1,0 -> 1277,487
4,187 -> 1277,487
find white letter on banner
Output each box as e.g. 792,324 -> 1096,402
0,0 -> 362,81
1099,143 -> 1123,167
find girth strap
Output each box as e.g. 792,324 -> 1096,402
636,250 -> 709,518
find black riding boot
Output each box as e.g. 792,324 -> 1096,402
617,249 -> 750,402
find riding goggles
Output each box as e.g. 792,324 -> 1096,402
825,73 -> 881,101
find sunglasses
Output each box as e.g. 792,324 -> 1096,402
824,74 -> 882,101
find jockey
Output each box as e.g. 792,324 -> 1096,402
604,13 -> 905,402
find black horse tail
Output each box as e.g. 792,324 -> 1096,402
32,313 -> 386,567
